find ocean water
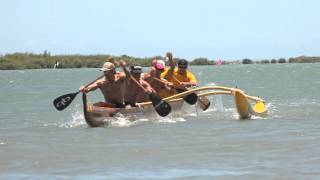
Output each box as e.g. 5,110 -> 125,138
1,64 -> 320,179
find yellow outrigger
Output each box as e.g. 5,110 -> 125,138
139,85 -> 268,119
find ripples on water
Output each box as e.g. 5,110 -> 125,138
1,64 -> 320,179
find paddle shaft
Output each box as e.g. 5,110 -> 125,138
80,74 -> 105,93
119,62 -> 171,116
170,75 -> 209,109
152,76 -> 194,95
131,75 -> 150,93
151,76 -> 193,92
171,76 -> 194,89
150,76 -> 172,88
119,62 -> 150,93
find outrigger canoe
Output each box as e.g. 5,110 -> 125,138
83,93 -> 184,127
83,86 -> 268,127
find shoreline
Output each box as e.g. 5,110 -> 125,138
1,52 -> 319,70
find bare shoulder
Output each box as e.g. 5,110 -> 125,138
96,78 -> 107,86
141,72 -> 151,80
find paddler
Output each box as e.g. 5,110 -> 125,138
119,59 -> 155,107
79,61 -> 126,108
162,52 -> 198,93
142,59 -> 175,98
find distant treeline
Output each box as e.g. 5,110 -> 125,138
0,51 -> 215,70
241,56 -> 320,64
0,51 -> 319,70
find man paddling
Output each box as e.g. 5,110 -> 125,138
119,60 -> 155,107
142,59 -> 175,98
162,52 -> 198,92
79,62 -> 126,108
161,52 -> 211,110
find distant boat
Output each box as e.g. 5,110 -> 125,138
54,61 -> 60,69
216,59 -> 222,66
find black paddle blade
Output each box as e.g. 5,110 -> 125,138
198,96 -> 210,111
53,92 -> 79,111
183,93 -> 198,105
149,93 -> 172,117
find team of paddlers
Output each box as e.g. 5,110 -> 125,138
79,52 -> 198,108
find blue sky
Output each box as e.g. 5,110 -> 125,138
1,0 -> 320,60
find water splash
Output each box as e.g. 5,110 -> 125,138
109,113 -> 149,127
213,95 -> 224,111
157,116 -> 186,123
203,82 -> 224,111
59,110 -> 86,128
105,168 -> 251,179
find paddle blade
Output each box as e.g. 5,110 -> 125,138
149,93 -> 172,117
53,92 -> 79,111
183,93 -> 198,105
198,96 -> 210,111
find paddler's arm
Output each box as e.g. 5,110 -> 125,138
163,52 -> 175,80
79,74 -> 105,93
108,56 -> 124,80
180,71 -> 198,88
180,81 -> 197,88
167,52 -> 175,68
119,59 -> 150,94
163,81 -> 174,91
152,76 -> 174,92
107,56 -> 118,66
140,79 -> 155,94
119,59 -> 131,80
79,81 -> 100,93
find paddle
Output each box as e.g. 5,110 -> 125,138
171,76 -> 210,111
120,62 -> 171,117
53,75 -> 104,111
197,96 -> 211,111
131,76 -> 172,117
163,52 -> 205,107
151,76 -> 198,105
181,91 -> 198,105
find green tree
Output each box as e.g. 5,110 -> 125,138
278,58 -> 286,63
242,58 -> 253,64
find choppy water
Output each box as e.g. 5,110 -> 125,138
1,64 -> 320,179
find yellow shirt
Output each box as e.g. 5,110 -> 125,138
161,68 -> 198,87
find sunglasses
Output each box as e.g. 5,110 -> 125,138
104,70 -> 115,74
178,66 -> 187,69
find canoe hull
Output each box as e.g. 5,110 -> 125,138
82,93 -> 184,127
82,86 -> 268,127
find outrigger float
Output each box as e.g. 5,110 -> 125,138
83,86 -> 268,127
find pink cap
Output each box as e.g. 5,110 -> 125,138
152,59 -> 165,70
